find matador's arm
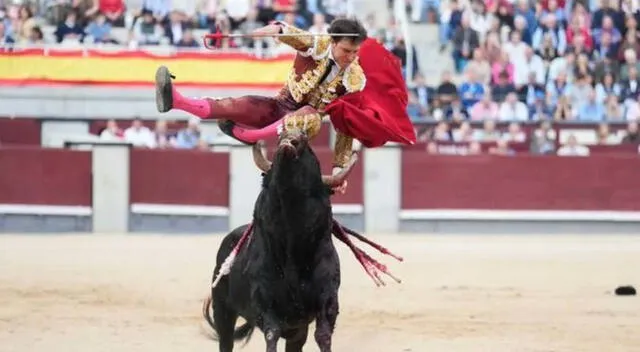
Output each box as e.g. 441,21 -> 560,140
332,132 -> 354,175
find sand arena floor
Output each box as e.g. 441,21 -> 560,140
0,233 -> 639,352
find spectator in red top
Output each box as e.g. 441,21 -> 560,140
566,15 -> 593,51
86,0 -> 125,27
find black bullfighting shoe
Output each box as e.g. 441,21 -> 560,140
155,65 -> 175,113
217,119 -> 255,146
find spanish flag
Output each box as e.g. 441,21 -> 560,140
0,49 -> 294,88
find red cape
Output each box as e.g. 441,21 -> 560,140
324,38 -> 417,148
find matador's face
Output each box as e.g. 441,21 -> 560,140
331,39 -> 360,69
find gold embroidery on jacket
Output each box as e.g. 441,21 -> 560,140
333,132 -> 354,167
343,58 -> 366,93
279,24 -> 313,52
313,36 -> 332,59
287,57 -> 330,103
283,113 -> 322,139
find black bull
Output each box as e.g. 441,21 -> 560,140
202,131 -> 402,352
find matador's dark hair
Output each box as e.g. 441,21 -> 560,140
328,17 -> 368,45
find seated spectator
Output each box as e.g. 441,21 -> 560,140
625,95 -> 640,121
536,32 -> 560,63
622,121 -> 640,143
617,30 -> 640,63
492,71 -> 516,102
436,70 -> 458,106
410,72 -> 436,112
176,28 -> 199,47
238,8 -> 267,50
548,51 -> 575,83
503,30 -> 528,66
577,89 -> 605,122
431,121 -> 452,141
620,66 -> 640,102
488,139 -> 516,156
593,15 -> 621,47
596,123 -> 619,145
99,119 -> 124,140
452,121 -> 475,142
502,122 -> 527,142
595,72 -> 621,104
529,92 -> 553,120
124,117 -> 154,147
499,92 -> 529,121
54,11 -> 85,44
546,72 -> 572,108
593,31 -> 619,61
0,21 -> 15,46
25,26 -> 44,44
469,93 -> 499,120
518,72 -> 545,106
553,95 -> 576,120
464,48 -> 492,85
86,13 -> 118,44
573,54 -> 594,80
86,0 -> 125,27
130,9 -> 163,46
530,120 -> 556,154
514,47 -> 545,88
557,134 -> 590,156
473,119 -> 501,141
567,73 -> 593,108
532,13 -> 567,54
604,94 -> 625,120
13,5 -> 38,44
444,98 -> 469,121
459,69 -> 485,109
226,0 -> 251,30
176,117 -> 203,148
407,91 -> 427,121
164,10 -> 189,45
151,120 -> 177,148
491,51 -> 514,84
451,14 -> 480,73
620,49 -> 640,83
308,13 -> 329,33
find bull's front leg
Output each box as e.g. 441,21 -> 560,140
314,295 -> 339,352
260,314 -> 281,352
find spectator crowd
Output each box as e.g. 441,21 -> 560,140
405,0 -> 640,156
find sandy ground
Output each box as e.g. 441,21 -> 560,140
1,233 -> 639,352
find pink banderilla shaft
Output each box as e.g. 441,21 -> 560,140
211,223 -> 254,288
332,221 -> 399,286
337,222 -> 404,262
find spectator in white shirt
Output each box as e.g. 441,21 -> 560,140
308,13 -> 329,34
514,46 -> 546,87
557,134 -> 590,156
124,117 -> 155,148
499,92 -> 529,121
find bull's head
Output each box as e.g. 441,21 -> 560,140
252,130 -> 358,188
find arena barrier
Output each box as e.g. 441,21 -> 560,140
2,142 -> 640,234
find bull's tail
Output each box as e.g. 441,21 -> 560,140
201,294 -> 255,345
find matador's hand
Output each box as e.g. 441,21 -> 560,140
332,180 -> 348,195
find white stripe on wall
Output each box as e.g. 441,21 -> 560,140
399,209 -> 640,222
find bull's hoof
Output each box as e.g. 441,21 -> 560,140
155,66 -> 174,113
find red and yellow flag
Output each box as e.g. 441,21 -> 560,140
0,49 -> 294,88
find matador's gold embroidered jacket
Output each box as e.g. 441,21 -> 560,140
275,21 -> 367,170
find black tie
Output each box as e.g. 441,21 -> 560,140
319,59 -> 335,84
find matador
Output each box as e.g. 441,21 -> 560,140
154,18 -> 416,193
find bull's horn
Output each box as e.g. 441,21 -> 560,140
322,153 -> 359,187
252,142 -> 272,173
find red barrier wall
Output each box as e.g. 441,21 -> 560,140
0,118 -> 41,145
129,149 -> 230,206
401,152 -> 640,211
0,147 -> 91,205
